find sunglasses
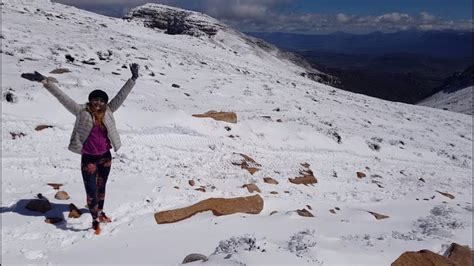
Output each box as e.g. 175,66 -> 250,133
90,98 -> 106,104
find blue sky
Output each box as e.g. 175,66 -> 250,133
53,0 -> 473,34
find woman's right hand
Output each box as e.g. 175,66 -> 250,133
21,71 -> 46,83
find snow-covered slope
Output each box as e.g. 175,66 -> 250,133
418,86 -> 473,115
1,0 -> 472,265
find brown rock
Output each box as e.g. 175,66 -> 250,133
284,190 -> 290,193
26,199 -> 51,213
357,172 -> 366,178
232,153 -> 261,175
195,188 -> 206,192
296,208 -> 314,217
301,162 -> 310,168
289,166 -> 317,185
436,190 -> 455,199
45,217 -> 64,224
55,191 -> 70,200
306,205 -> 312,210
270,191 -> 278,194
192,111 -> 237,123
444,243 -> 473,266
188,180 -> 195,186
329,209 -> 336,214
68,203 -> 82,218
47,183 -> 63,190
392,250 -> 457,266
367,211 -> 389,220
242,183 -> 261,193
263,177 -> 279,185
50,68 -> 71,74
154,194 -> 264,224
174,186 -> 180,189
35,125 -> 53,131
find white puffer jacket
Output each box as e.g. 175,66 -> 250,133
43,78 -> 136,154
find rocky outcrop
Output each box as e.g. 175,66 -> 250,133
154,194 -> 264,224
124,4 -> 222,37
182,253 -> 208,264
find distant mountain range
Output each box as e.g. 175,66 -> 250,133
248,30 -> 473,104
247,30 -> 473,58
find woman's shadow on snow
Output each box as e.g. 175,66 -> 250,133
0,196 -> 90,232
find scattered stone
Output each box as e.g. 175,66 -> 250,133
46,183 -> 63,190
367,211 -> 389,220
263,177 -> 278,185
174,186 -> 180,189
330,209 -> 336,214
26,199 -> 51,213
49,68 -> 70,74
81,58 -> 96,65
436,190 -> 455,199
335,207 -> 340,210
68,203 -> 82,218
242,183 -> 261,193
270,191 -> 278,194
45,217 -> 63,224
306,205 -> 312,210
154,194 -> 264,224
172,83 -> 180,88
55,191 -> 70,200
289,164 -> 317,185
10,132 -> 26,139
231,153 -> 261,175
188,180 -> 195,186
296,208 -> 314,217
192,111 -> 238,123
195,188 -> 206,192
419,178 -> 426,183
357,172 -> 366,178
4,90 -> 17,103
284,190 -> 290,193
35,125 -> 53,131
65,54 -> 75,63
182,253 -> 208,264
276,119 -> 283,122
269,211 -> 278,216
111,72 -> 120,75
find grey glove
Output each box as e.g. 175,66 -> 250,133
21,71 -> 46,82
130,63 -> 139,81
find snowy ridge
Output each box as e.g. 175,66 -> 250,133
1,0 -> 472,265
418,86 -> 473,115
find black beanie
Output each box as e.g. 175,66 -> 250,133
88,90 -> 109,103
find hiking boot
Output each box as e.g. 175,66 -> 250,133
92,220 -> 101,235
98,212 -> 112,223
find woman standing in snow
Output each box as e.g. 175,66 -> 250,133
23,63 -> 139,234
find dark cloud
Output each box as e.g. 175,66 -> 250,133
52,0 -> 473,33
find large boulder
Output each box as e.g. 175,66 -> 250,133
392,250 -> 456,265
182,253 -> 208,264
154,194 -> 264,224
443,243 -> 473,266
192,111 -> 237,123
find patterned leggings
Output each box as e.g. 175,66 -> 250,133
81,151 -> 112,220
